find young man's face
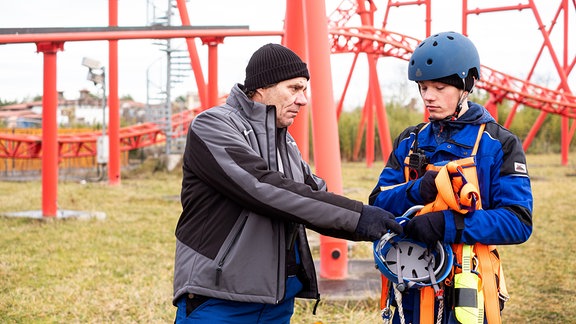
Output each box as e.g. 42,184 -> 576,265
418,80 -> 465,120
258,77 -> 308,128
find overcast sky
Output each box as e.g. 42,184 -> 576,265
0,0 -> 572,108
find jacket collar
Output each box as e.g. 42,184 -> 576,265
427,101 -> 494,145
226,84 -> 288,170
226,84 -> 270,122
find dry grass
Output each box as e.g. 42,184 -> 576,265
0,154 -> 575,323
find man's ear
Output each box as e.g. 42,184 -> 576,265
252,87 -> 269,104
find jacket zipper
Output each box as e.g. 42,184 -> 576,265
215,215 -> 248,286
276,220 -> 283,303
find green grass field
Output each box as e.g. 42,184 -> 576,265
1,154 -> 575,323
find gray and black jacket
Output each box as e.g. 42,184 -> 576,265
173,84 -> 366,306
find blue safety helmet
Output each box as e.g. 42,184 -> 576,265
373,206 -> 454,290
373,232 -> 453,290
408,31 -> 480,82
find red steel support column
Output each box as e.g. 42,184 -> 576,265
202,37 -> 223,108
371,58 -> 393,162
523,111 -> 548,151
37,41 -> 64,217
304,0 -> 348,279
424,0 -> 432,122
108,0 -> 121,185
562,116 -> 569,165
336,53 -> 359,118
357,0 -> 392,164
285,0 -> 310,162
208,41 -> 219,107
366,88 -> 375,167
353,96 -> 370,161
561,0 -> 570,166
356,0 -> 375,166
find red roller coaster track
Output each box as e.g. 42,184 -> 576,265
0,1 -> 574,163
0,108 -> 194,160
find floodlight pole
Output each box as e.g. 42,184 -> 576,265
101,68 -> 107,137
82,58 -> 109,175
100,69 -> 109,177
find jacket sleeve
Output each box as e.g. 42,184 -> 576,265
444,125 -> 533,245
184,109 -> 364,237
301,159 -> 327,192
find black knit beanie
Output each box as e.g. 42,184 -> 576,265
433,70 -> 477,92
243,43 -> 310,91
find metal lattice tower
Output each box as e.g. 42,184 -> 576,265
146,0 -> 191,155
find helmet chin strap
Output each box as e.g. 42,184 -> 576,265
447,77 -> 473,121
449,94 -> 466,121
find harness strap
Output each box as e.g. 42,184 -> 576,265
471,124 -> 485,155
380,274 -> 389,310
419,287 -> 435,324
476,244 -> 502,323
394,244 -> 407,292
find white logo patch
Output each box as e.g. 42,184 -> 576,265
514,162 -> 527,173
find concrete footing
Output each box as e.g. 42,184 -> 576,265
315,259 -> 381,301
1,210 -> 106,220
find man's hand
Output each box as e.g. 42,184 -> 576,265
418,170 -> 439,203
404,211 -> 445,246
354,205 -> 403,241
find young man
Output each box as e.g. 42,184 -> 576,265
369,32 -> 533,323
173,43 -> 402,323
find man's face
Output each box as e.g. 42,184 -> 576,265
418,80 -> 465,120
258,77 -> 308,128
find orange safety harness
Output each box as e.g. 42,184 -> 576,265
380,123 -> 509,323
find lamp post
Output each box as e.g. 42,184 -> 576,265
82,57 -> 108,171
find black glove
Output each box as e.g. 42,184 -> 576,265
404,211 -> 445,246
418,170 -> 439,204
355,205 -> 403,241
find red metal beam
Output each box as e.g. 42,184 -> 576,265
0,28 -> 281,44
